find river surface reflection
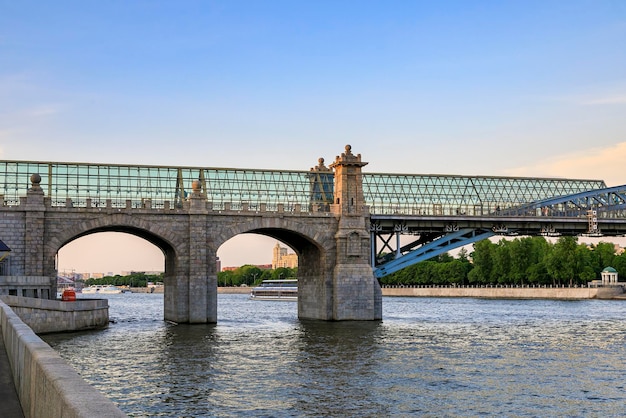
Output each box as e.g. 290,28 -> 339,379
43,294 -> 626,417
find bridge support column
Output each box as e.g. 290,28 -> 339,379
329,145 -> 382,320
165,181 -> 217,324
16,175 -> 56,299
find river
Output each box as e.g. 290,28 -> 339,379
43,294 -> 626,417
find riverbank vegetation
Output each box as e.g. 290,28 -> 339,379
83,272 -> 163,288
80,237 -> 625,289
380,237 -> 626,287
218,266 -> 297,287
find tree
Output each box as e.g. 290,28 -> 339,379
591,242 -> 616,275
546,236 -> 578,286
509,237 -> 533,285
574,244 -> 594,285
492,239 -> 512,284
612,251 -> 626,279
238,265 -> 263,286
469,239 -> 497,284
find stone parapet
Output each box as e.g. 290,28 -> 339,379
0,296 -> 109,334
0,299 -> 126,418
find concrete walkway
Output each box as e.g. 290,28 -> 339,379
0,330 -> 24,418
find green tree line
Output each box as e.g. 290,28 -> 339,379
380,236 -> 626,287
84,272 -> 163,288
218,265 -> 297,287
82,267 -> 298,288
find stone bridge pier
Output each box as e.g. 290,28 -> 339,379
0,145 -> 382,323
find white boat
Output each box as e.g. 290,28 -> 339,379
250,279 -> 297,301
81,285 -> 126,294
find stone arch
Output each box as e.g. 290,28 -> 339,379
215,217 -> 336,255
214,216 -> 338,319
44,213 -> 184,280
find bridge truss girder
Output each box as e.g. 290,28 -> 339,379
372,227 -> 495,278
500,184 -> 626,217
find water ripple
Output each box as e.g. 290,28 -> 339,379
43,294 -> 626,417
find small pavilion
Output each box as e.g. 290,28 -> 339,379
600,267 -> 619,285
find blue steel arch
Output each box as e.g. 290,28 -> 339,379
502,184 -> 626,216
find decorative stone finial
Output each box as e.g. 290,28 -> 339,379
30,173 -> 42,191
330,145 -> 367,168
31,173 -> 41,185
311,157 -> 331,171
191,179 -> 202,193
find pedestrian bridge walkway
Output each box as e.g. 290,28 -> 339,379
0,159 -> 614,217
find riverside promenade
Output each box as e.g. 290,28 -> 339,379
0,330 -> 23,418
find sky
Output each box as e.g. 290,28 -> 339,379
1,1 -> 625,274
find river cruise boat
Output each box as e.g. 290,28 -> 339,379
81,285 -> 127,294
250,279 -> 297,301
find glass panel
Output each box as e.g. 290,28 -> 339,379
0,160 -> 608,215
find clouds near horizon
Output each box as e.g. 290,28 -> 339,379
506,142 -> 626,186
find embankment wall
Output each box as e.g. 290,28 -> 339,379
0,299 -> 126,418
381,286 -> 625,299
0,296 -> 109,334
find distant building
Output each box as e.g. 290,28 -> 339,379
222,264 -> 272,272
121,270 -> 164,276
272,243 -> 298,269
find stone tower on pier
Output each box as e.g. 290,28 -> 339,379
328,145 -> 382,320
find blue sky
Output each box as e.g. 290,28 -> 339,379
2,1 -> 625,273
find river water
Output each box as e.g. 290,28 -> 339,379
43,294 -> 625,417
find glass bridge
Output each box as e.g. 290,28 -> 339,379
0,160 -> 608,215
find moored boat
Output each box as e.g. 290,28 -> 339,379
81,285 -> 127,294
250,279 -> 297,301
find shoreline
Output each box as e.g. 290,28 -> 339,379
217,286 -> 626,299
381,285 -> 626,300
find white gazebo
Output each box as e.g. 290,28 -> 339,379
601,267 -> 619,285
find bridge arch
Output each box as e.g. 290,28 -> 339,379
44,214 -> 183,293
213,216 -> 338,319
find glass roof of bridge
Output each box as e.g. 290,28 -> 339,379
363,173 -> 607,215
0,160 -> 607,213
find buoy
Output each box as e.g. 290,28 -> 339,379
62,288 -> 76,301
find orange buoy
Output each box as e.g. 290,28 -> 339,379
62,288 -> 76,301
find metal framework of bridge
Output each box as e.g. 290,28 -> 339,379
1,151 -> 625,323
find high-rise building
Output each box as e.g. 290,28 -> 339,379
272,243 -> 298,269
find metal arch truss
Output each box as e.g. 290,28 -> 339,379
501,185 -> 626,217
372,227 -> 495,278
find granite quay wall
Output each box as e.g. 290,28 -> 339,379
381,285 -> 626,299
0,295 -> 109,334
0,299 -> 126,418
